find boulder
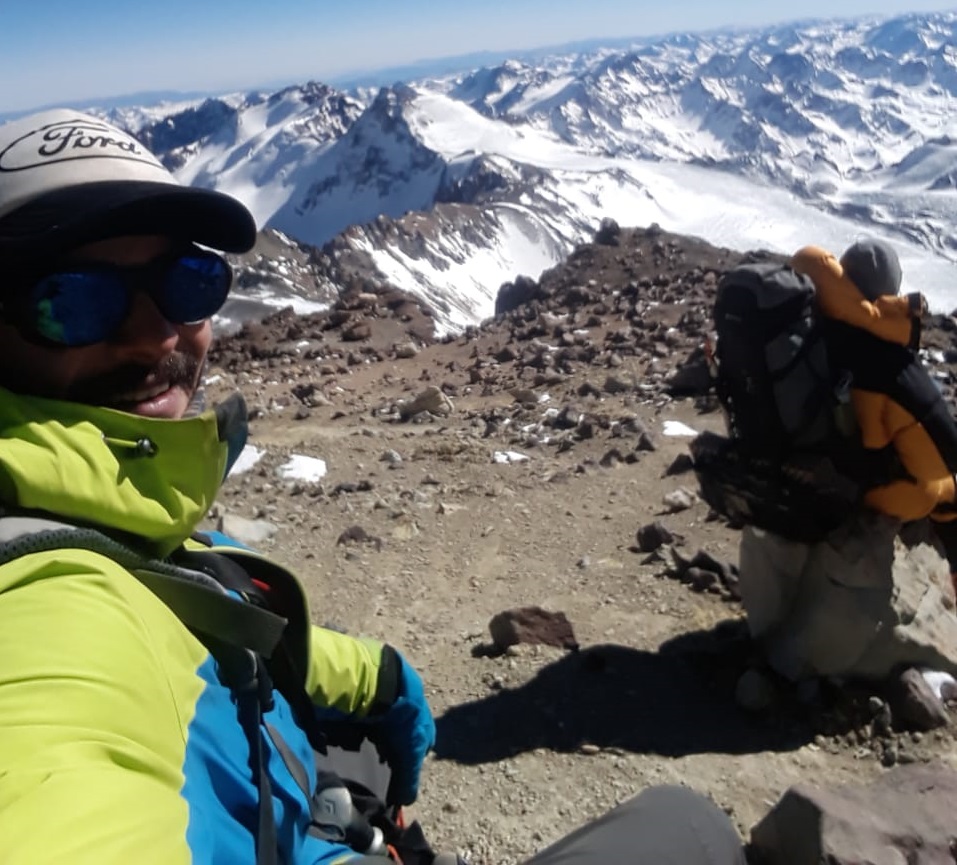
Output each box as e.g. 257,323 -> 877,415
398,386 -> 454,420
217,513 -> 278,547
738,513 -> 957,681
594,217 -> 621,246
749,762 -> 957,865
488,607 -> 578,651
495,275 -> 545,316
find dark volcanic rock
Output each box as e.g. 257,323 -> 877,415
495,275 -> 549,316
209,284 -> 435,372
488,607 -> 579,651
636,521 -> 675,552
594,217 -> 622,246
749,762 -> 957,865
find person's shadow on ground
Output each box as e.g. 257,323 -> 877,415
434,619 -> 814,763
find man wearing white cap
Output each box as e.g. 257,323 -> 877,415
0,109 -> 436,865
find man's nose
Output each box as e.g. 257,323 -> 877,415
111,290 -> 179,362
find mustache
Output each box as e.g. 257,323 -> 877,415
66,352 -> 202,405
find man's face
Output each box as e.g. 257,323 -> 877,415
0,235 -> 213,419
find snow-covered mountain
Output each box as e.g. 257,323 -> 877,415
106,11 -> 957,333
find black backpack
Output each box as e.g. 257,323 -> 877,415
692,262 -> 864,542
711,262 -> 836,457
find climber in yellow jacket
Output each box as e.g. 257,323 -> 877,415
791,239 -> 957,524
0,108 -> 435,865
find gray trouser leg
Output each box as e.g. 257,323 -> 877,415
523,785 -> 746,865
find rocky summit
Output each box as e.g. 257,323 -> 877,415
203,224 -> 957,864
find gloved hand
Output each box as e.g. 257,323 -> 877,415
375,650 -> 435,806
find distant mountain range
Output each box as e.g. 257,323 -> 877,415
100,11 -> 957,333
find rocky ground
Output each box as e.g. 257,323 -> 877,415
204,224 -> 957,863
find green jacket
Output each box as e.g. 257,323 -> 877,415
0,387 -> 395,864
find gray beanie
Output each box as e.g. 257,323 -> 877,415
839,239 -> 902,301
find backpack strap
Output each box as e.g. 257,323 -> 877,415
207,633 -> 280,865
174,542 -> 330,757
0,516 -> 288,657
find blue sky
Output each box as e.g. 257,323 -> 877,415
1,0 -> 954,113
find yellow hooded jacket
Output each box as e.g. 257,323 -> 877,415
791,245 -> 957,522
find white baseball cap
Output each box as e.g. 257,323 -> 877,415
0,108 -> 256,262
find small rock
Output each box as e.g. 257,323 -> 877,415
510,387 -> 539,407
342,321 -> 372,341
599,448 -> 624,468
333,481 -> 374,495
664,453 -> 695,476
873,701 -> 894,738
394,342 -> 419,359
886,668 -> 951,731
663,487 -> 697,513
636,521 -> 674,552
391,516 -> 420,540
398,386 -> 454,420
335,525 -> 383,551
603,374 -> 633,395
594,217 -> 621,246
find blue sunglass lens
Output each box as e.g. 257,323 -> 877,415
155,254 -> 232,324
23,252 -> 231,346
28,272 -> 128,346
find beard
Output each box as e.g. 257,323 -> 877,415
65,351 -> 203,408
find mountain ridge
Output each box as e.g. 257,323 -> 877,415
93,10 -> 957,333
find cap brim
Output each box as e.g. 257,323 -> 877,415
0,179 -> 257,262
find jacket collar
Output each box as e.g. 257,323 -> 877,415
0,388 -> 247,558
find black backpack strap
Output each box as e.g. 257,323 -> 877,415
131,566 -> 286,658
174,545 -> 330,756
206,635 -> 279,865
0,519 -> 289,658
